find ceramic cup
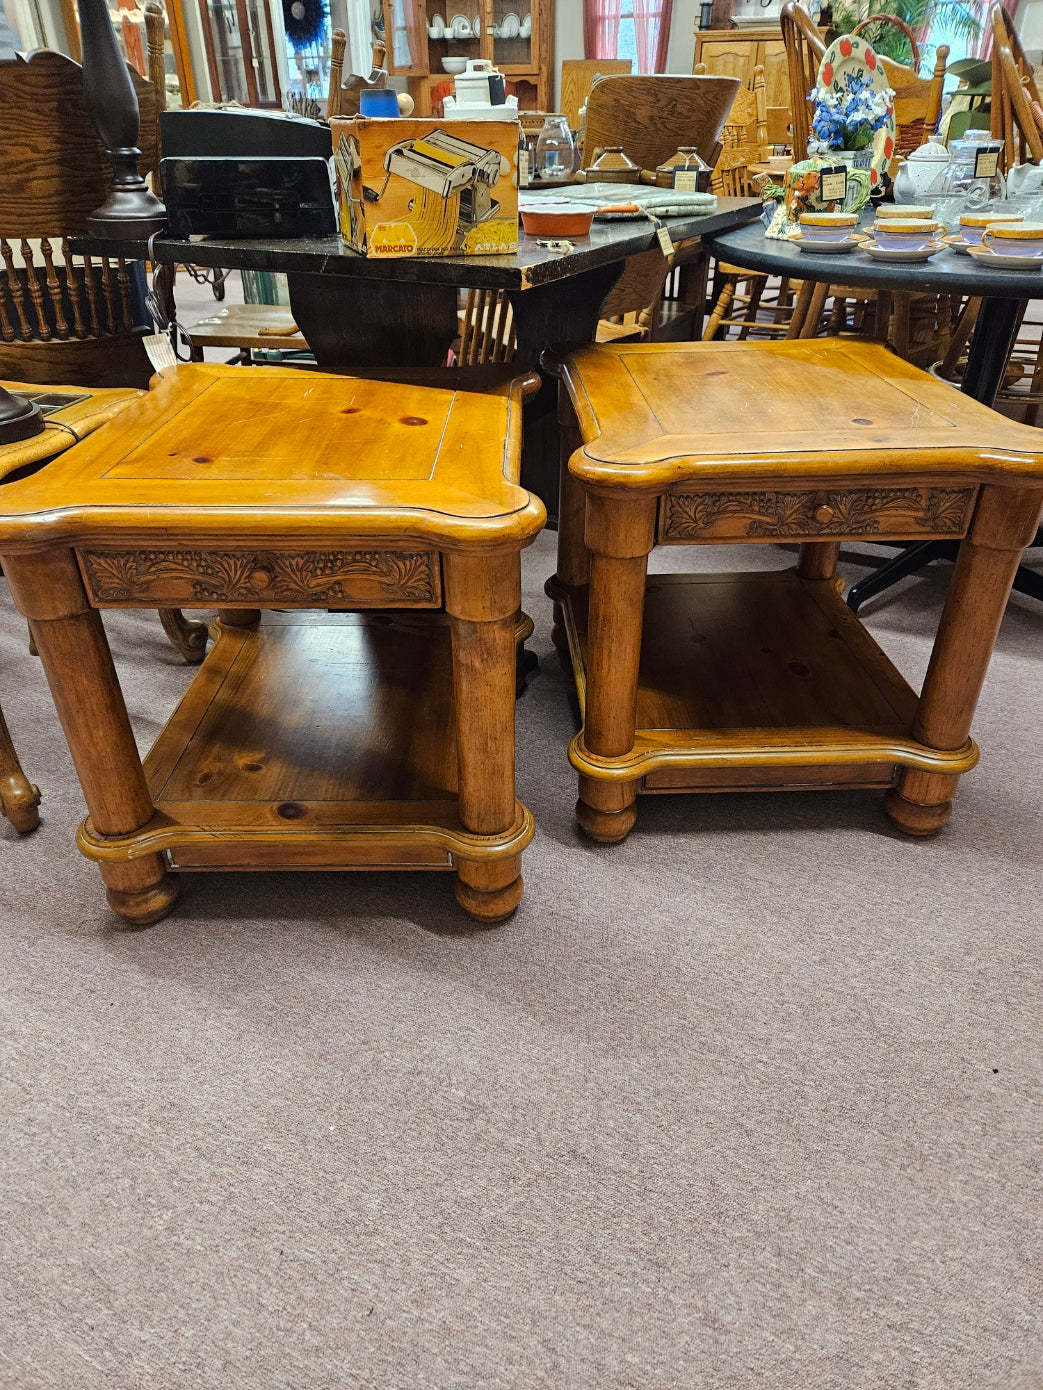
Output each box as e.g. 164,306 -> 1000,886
798,212 -> 858,241
958,211 -> 1022,245
871,218 -> 945,250
981,220 -> 1043,257
876,203 -> 935,221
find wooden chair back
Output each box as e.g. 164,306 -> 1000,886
0,50 -> 159,388
780,2 -> 825,159
582,74 -> 740,173
712,65 -> 769,197
458,290 -> 515,365
990,4 -> 1043,168
874,45 -> 949,165
559,58 -> 632,131
326,28 -> 389,119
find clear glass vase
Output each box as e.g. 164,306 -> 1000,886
535,116 -> 575,182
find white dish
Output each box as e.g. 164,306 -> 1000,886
472,14 -> 479,34
941,234 -> 975,256
449,13 -> 472,38
794,233 -> 861,254
861,239 -> 943,262
500,11 -> 520,38
441,56 -> 467,73
519,12 -> 531,37
966,244 -> 1043,271
428,12 -> 445,37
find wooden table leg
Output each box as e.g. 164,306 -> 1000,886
546,380 -> 590,654
444,549 -> 524,923
575,492 -> 657,844
0,702 -> 40,833
886,484 -> 1043,836
1,548 -> 178,924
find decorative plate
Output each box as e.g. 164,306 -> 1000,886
813,35 -> 896,192
793,234 -> 862,253
941,234 -> 976,255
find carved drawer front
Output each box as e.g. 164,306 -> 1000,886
658,486 -> 977,543
79,548 -> 442,608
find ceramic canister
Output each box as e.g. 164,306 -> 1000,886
958,211 -> 1022,245
871,218 -> 945,249
981,220 -> 1043,257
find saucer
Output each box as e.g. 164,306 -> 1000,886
941,234 -> 976,256
966,244 -> 1043,271
793,233 -> 861,254
861,239 -> 942,262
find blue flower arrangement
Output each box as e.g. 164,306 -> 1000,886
809,71 -> 894,152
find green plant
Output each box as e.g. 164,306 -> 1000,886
826,0 -> 982,66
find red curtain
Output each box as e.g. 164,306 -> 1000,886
584,0 -> 623,61
584,0 -> 673,73
634,0 -> 673,74
974,0 -> 1020,59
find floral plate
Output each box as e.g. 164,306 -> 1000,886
813,35 -> 896,192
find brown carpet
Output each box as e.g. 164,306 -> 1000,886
1,531 -> 1041,1389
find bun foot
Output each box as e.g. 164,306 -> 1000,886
2,777 -> 41,834
104,870 -> 180,926
884,787 -> 953,837
454,871 -> 523,924
576,795 -> 637,843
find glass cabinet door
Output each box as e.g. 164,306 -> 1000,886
199,0 -> 282,106
489,0 -> 532,72
382,0 -> 426,75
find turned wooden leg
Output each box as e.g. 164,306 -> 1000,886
159,607 -> 208,663
797,540 -> 841,582
444,550 -> 524,924
886,485 -> 1043,837
548,382 -> 590,654
1,548 -> 178,924
0,702 -> 40,833
576,493 -> 657,844
216,608 -> 262,630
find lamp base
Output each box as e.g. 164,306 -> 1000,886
0,390 -> 44,445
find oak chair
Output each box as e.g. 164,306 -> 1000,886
582,74 -> 740,175
559,58 -> 633,131
0,50 -> 159,388
780,1 -> 825,159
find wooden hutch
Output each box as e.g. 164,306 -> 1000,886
382,0 -> 553,116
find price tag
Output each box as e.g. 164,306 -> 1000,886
673,168 -> 699,193
518,148 -> 529,187
656,225 -> 675,257
974,147 -> 1000,179
819,166 -> 848,205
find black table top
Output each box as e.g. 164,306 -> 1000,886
706,215 -> 1043,299
72,196 -> 761,292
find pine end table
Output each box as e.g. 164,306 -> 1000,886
545,339 -> 1043,843
0,365 -> 545,924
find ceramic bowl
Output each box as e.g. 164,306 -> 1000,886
957,212 -> 1022,245
981,220 -> 1043,257
441,57 -> 468,73
798,212 -> 858,241
519,202 -> 595,237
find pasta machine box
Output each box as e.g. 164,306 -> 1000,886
330,117 -> 520,258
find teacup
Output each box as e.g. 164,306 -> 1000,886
871,218 -> 945,250
958,211 -> 1022,245
876,203 -> 935,221
981,220 -> 1043,258
798,212 -> 858,241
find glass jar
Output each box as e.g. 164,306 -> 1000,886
535,116 -> 575,181
932,138 -> 1006,231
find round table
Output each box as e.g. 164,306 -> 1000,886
705,216 -> 1043,406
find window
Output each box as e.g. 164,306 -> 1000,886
584,0 -> 673,73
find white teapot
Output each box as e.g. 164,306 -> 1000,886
893,139 -> 952,202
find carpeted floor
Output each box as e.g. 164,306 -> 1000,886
1,524 -> 1040,1389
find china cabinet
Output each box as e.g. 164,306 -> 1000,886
198,0 -> 282,106
382,0 -> 553,115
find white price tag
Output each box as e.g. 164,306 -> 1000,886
974,147 -> 1000,179
820,168 -> 848,204
656,226 -> 675,257
673,168 -> 699,193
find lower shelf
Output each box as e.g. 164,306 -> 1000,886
78,611 -> 533,871
563,570 -> 978,793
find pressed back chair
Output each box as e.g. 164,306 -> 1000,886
0,49 -> 159,388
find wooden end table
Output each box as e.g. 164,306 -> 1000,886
545,338 -> 1043,843
0,365 -> 545,924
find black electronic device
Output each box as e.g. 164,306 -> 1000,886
159,108 -> 332,160
160,157 -> 337,238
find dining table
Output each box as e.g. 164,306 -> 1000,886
704,214 -> 1043,407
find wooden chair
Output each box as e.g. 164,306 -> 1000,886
458,290 -> 516,364
780,1 -> 825,160
856,18 -> 948,173
991,6 -> 1043,169
0,50 -> 159,388
582,74 -> 741,175
559,58 -> 632,131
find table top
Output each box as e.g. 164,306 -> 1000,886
557,339 -> 1043,491
0,384 -> 144,482
706,215 -> 1043,299
73,196 -> 760,292
0,365 -> 547,551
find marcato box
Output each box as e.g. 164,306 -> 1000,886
331,116 -> 519,258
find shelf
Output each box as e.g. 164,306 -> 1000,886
563,571 -> 978,794
76,612 -> 533,872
